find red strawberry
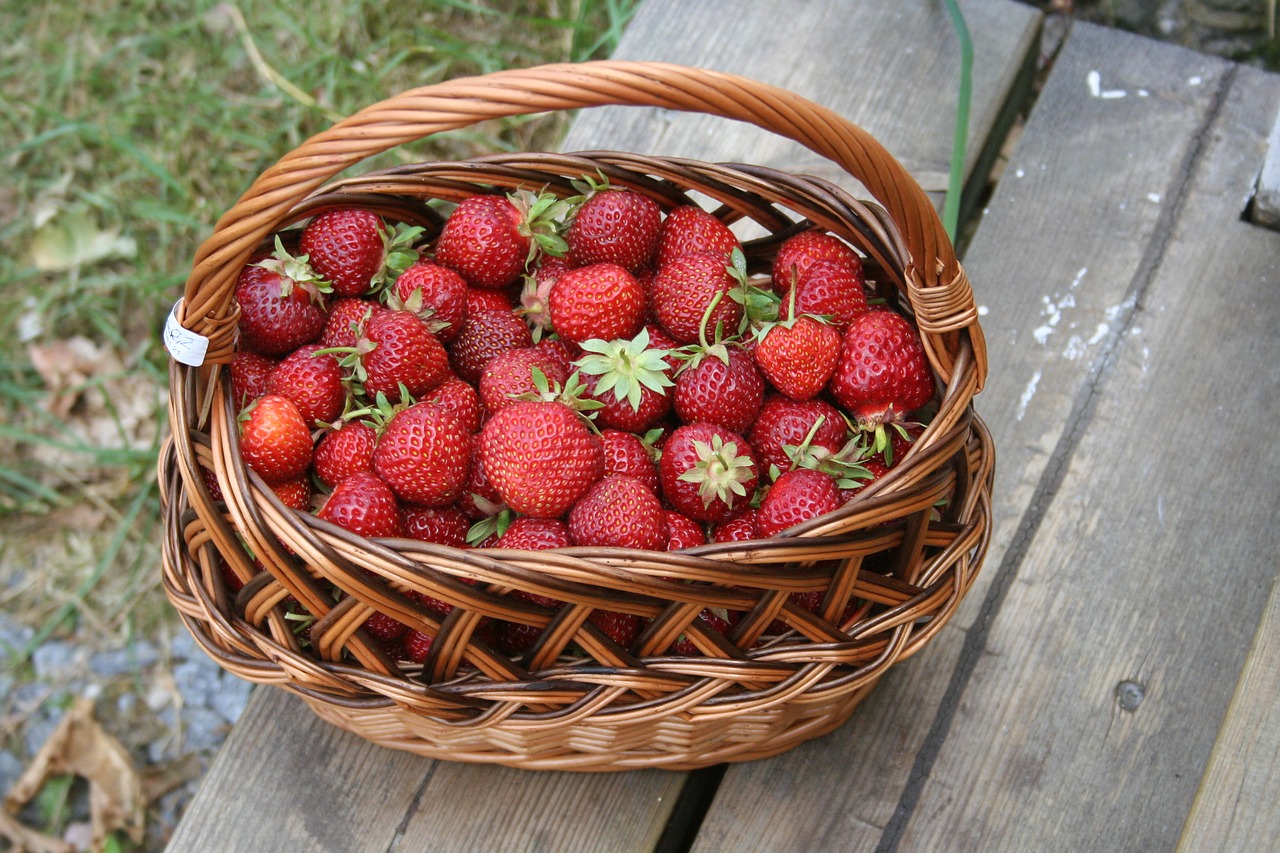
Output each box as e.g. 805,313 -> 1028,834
373,401 -> 472,506
363,610 -> 409,653
230,351 -> 276,410
659,423 -> 759,523
836,423 -> 921,502
320,297 -> 383,349
600,428 -> 659,493
317,471 -> 404,538
492,517 -> 571,550
466,287 -> 518,315
568,474 -> 668,551
353,309 -> 449,401
664,510 -> 707,551
448,308 -> 534,385
656,205 -> 740,267
269,476 -> 313,511
478,346 -> 569,416
829,309 -> 935,426
404,628 -> 434,663
753,315 -> 841,402
267,344 -> 346,425
710,507 -> 758,542
422,376 -> 483,434
548,262 -> 646,345
588,610 -> 642,650
748,396 -> 847,476
313,420 -> 377,489
791,259 -> 868,330
771,231 -> 863,295
650,250 -> 746,345
755,468 -> 842,538
477,400 -> 604,519
435,195 -> 530,289
234,260 -> 327,357
519,255 -> 574,338
566,187 -> 662,272
456,453 -> 507,521
389,261 -> 468,343
673,345 -> 764,434
402,504 -> 471,548
239,394 -> 312,483
573,330 -> 674,433
300,210 -> 419,297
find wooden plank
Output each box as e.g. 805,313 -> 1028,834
693,23 -> 1242,851
1179,573 -> 1280,851
165,688 -> 427,852
566,0 -> 1042,208
895,49 -> 1280,853
166,3 -> 1044,849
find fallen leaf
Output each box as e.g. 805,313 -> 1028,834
29,210 -> 136,272
3,696 -> 145,851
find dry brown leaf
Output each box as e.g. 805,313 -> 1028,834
0,807 -> 74,853
3,696 -> 145,851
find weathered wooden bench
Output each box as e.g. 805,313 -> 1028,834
167,2 -> 1280,849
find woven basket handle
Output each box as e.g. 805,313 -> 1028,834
177,60 -> 982,383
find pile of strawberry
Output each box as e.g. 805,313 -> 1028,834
212,179 -> 937,664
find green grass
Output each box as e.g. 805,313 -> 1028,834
0,0 -> 636,655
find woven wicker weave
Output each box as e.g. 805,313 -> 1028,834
158,61 -> 994,770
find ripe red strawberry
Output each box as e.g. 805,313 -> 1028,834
673,345 -> 764,434
753,315 -> 841,402
659,423 -> 759,523
239,394 -> 312,483
403,628 -> 434,663
656,205 -> 740,267
836,423 -> 921,502
568,474 -> 668,551
588,610 -> 642,650
477,400 -> 604,518
548,262 -> 646,345
600,428 -> 659,493
317,471 -> 404,538
363,610 -> 409,656
268,476 -> 313,511
364,309 -> 449,400
519,255 -> 574,338
230,351 -> 276,410
320,297 -> 383,349
771,231 -> 863,295
300,210 -> 419,297
373,401 -> 472,506
267,344 -> 346,425
313,420 -> 377,489
566,187 -> 662,272
402,504 -> 471,548
434,195 -> 530,289
650,250 -> 746,345
389,261 -> 468,343
791,259 -> 868,330
573,330 -> 674,433
466,286 -> 518,315
755,468 -> 842,538
664,510 -> 706,551
479,346 -> 569,416
492,517 -> 571,550
422,376 -> 483,434
448,308 -> 534,385
829,308 -> 935,426
456,452 -> 507,521
234,260 -> 327,357
710,508 -> 758,542
748,396 -> 847,476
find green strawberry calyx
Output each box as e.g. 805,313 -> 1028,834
256,235 -> 332,301
370,222 -> 425,293
678,434 -> 755,510
573,328 -> 674,412
510,188 -> 581,262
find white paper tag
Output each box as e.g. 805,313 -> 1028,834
163,299 -> 210,366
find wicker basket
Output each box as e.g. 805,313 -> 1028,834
158,61 -> 994,771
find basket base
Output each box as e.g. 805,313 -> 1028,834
299,679 -> 881,772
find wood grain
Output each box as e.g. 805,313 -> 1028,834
896,46 -> 1280,853
1179,574 -> 1280,851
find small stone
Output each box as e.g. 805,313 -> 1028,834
209,674 -> 253,726
180,705 -> 230,752
32,640 -> 83,680
89,641 -> 160,677
0,750 -> 24,796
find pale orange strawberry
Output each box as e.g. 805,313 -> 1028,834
239,394 -> 312,484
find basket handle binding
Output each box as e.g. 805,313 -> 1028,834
175,60 -> 985,387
